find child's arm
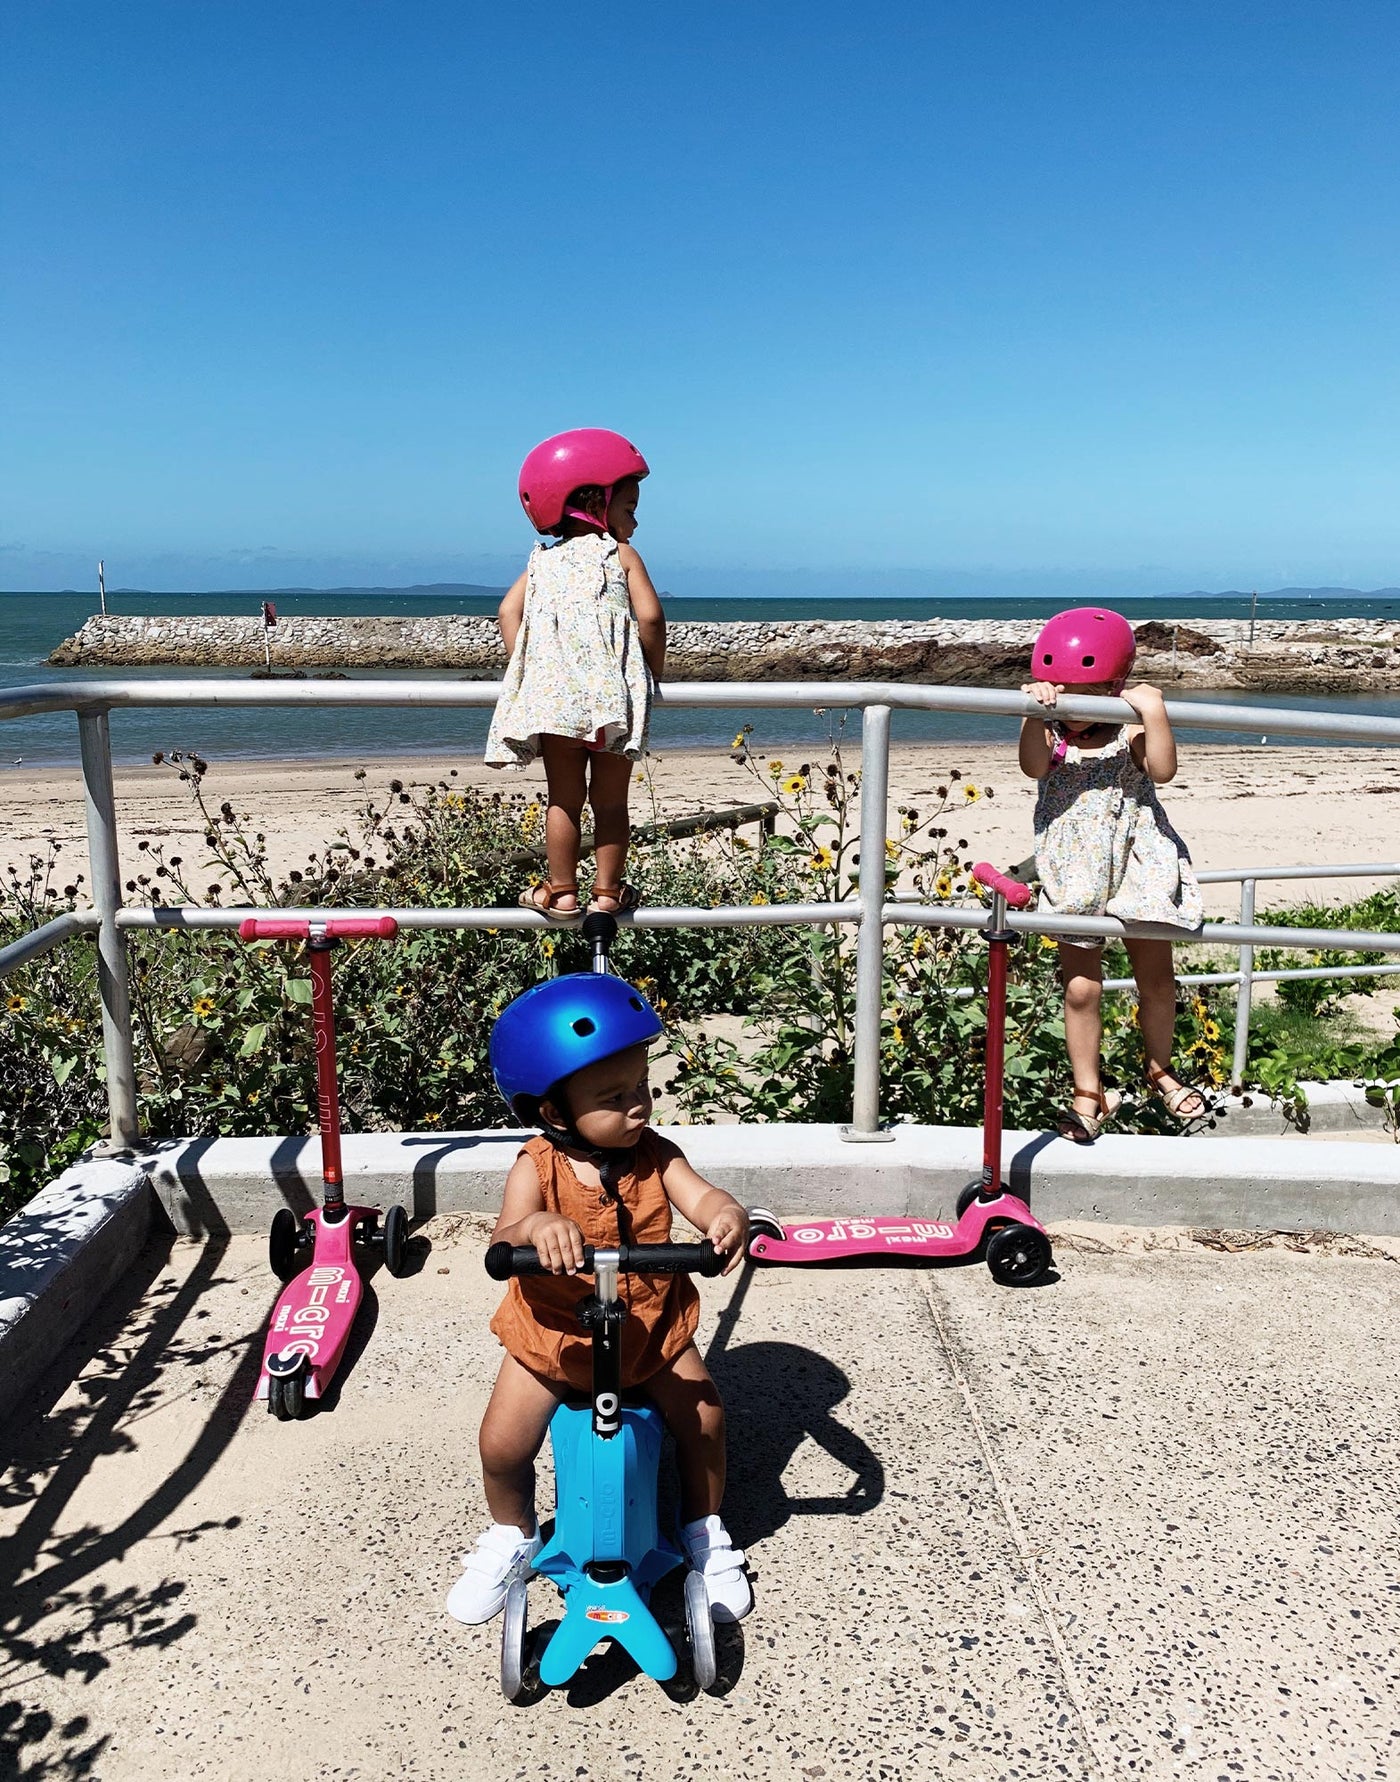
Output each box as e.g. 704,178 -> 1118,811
1018,681 -> 1060,779
655,1141 -> 749,1276
1122,684 -> 1177,782
618,543 -> 666,680
497,571 -> 528,657
491,1152 -> 587,1274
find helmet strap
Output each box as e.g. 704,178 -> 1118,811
562,483 -> 614,533
534,1107 -> 633,1186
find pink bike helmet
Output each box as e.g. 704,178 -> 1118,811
517,428 -> 650,534
1031,607 -> 1136,688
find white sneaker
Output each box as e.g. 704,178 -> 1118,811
445,1522 -> 542,1625
682,1514 -> 753,1622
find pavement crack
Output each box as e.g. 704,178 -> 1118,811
917,1272 -> 1113,1781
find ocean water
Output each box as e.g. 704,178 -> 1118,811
3,587 -> 1400,767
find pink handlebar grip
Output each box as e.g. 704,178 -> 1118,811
238,916 -> 399,941
971,862 -> 1033,910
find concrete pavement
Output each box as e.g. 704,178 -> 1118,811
2,1219 -> 1398,1781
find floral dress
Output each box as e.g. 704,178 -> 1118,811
485,533 -> 653,770
1033,724 -> 1203,946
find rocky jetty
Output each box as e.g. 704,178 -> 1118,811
46,612 -> 1400,693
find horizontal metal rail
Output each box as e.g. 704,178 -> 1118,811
0,910 -> 100,980
4,674 -> 1399,1141
1197,862 -> 1400,885
7,675 -> 1400,744
103,898 -> 1400,957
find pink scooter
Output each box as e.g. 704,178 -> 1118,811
238,915 -> 412,1419
747,862 -> 1054,1287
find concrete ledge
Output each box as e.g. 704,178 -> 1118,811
142,1122 -> 1400,1238
1208,1081 -> 1391,1137
0,1157 -> 157,1424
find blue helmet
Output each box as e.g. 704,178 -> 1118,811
490,974 -> 664,1117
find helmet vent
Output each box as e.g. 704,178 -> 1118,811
1082,654 -> 1095,666
572,1017 -> 597,1036
628,996 -> 644,1010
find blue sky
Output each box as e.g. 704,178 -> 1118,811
2,0 -> 1398,596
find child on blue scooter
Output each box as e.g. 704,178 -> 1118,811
446,973 -> 753,1628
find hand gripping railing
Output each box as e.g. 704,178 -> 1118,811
4,675 -> 1400,1146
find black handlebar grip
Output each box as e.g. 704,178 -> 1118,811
484,1242 -> 549,1279
484,1239 -> 723,1279
620,1240 -> 725,1277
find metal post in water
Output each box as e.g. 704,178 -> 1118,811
844,703 -> 894,1140
78,708 -> 139,1149
1230,877 -> 1257,1091
98,560 -> 107,617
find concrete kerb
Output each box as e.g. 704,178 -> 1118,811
1211,1079 -> 1394,1136
4,1118 -> 1396,1423
0,1156 -> 158,1425
140,1120 -> 1400,1237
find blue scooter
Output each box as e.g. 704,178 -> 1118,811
483,1237 -> 727,1699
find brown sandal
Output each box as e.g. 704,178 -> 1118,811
587,881 -> 642,916
1147,1066 -> 1211,1123
1057,1087 -> 1122,1144
518,881 -> 582,924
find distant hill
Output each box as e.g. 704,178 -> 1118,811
1162,586 -> 1400,602
102,581 -> 510,599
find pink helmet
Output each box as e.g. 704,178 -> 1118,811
1031,607 -> 1136,688
517,428 -> 649,534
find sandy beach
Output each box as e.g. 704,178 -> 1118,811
3,739 -> 1399,919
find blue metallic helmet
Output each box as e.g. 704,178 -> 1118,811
490,973 -> 664,1119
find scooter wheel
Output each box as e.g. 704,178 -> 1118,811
500,1578 -> 529,1702
683,1569 -> 717,1692
382,1204 -> 409,1277
269,1208 -> 309,1283
955,1182 -> 984,1221
267,1370 -> 308,1421
747,1207 -> 785,1247
985,1223 -> 1052,1287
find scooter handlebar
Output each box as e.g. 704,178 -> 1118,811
485,1239 -> 725,1281
971,862 -> 1033,910
238,916 -> 400,941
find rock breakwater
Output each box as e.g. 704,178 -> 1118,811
46,612 -> 1400,693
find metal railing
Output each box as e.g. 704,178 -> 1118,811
3,675 -> 1400,1145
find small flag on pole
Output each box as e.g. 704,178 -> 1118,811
261,601 -> 278,627
260,601 -> 277,671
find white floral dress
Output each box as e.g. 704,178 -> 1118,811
485,533 -> 653,770
1033,724 -> 1203,946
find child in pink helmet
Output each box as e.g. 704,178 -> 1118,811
1019,608 -> 1206,1141
486,428 -> 665,920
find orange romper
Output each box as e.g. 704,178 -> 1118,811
488,1133 -> 700,1393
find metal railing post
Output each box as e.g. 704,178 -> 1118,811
1230,877 -> 1257,1091
78,708 -> 140,1149
845,704 -> 894,1139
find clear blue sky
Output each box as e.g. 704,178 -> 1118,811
2,0 -> 1397,596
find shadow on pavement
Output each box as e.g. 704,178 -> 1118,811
0,1235 -> 263,1781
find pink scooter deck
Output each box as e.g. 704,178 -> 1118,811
748,1196 -> 1044,1265
256,1206 -> 375,1401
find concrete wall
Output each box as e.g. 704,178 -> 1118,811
141,1122 -> 1400,1237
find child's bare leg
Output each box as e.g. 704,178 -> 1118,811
538,735 -> 587,909
478,1355 -> 564,1534
643,1343 -> 725,1522
1059,941 -> 1106,1111
1125,937 -> 1203,1111
586,751 -> 635,896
